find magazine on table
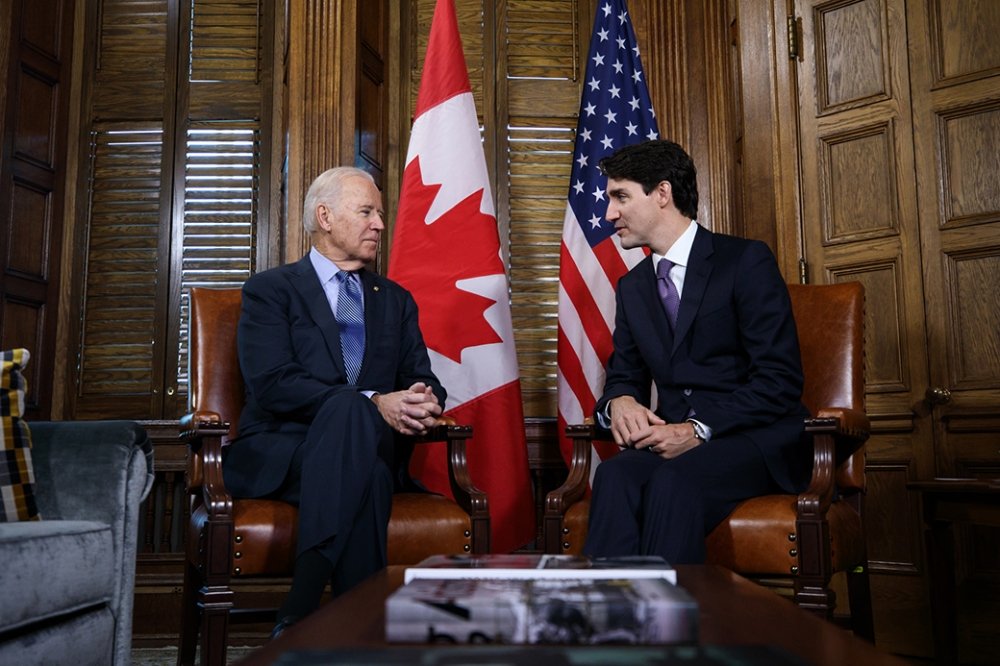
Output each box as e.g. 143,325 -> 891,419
403,553 -> 676,584
386,576 -> 697,645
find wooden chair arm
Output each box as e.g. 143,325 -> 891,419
179,410 -> 233,519
810,406 -> 870,442
416,418 -> 491,553
799,408 -> 870,518
545,423 -> 596,515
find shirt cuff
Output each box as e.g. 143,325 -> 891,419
595,401 -> 613,429
687,418 -> 712,441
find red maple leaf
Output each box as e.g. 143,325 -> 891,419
390,157 -> 504,362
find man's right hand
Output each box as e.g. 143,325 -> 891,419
608,395 -> 666,448
372,382 -> 442,435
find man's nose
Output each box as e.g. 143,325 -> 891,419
605,203 -> 619,220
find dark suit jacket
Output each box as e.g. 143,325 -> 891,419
596,225 -> 810,493
223,255 -> 444,499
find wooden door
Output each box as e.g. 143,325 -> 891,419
906,2 -> 1000,659
0,0 -> 75,418
792,0 -> 1000,658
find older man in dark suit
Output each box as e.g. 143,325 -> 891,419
584,140 -> 810,565
222,167 -> 444,636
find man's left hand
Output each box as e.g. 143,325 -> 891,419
372,382 -> 442,435
631,421 -> 703,458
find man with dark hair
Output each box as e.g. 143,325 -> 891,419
584,140 -> 810,564
223,167 -> 444,636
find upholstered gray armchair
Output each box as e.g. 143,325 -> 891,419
0,421 -> 154,665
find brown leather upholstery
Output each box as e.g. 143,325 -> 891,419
544,282 -> 874,640
178,287 -> 490,666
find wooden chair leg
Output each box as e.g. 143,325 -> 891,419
198,584 -> 234,666
794,579 -> 836,620
847,564 -> 875,642
176,559 -> 201,666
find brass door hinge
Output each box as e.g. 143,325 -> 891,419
787,15 -> 800,60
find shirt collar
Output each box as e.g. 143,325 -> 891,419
309,246 -> 340,285
653,219 -> 699,271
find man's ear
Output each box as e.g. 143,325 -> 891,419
316,203 -> 332,231
655,180 -> 672,208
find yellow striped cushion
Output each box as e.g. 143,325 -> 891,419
1,348 -> 39,522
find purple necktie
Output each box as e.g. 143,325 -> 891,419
657,259 -> 680,330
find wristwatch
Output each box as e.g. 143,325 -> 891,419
688,419 -> 708,442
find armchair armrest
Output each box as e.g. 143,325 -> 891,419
417,417 -> 491,552
27,420 -> 153,665
545,422 -> 596,514
30,420 -> 154,522
798,407 -> 870,517
179,410 -> 233,519
542,422 -> 596,554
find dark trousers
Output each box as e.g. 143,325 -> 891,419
583,434 -> 777,564
273,391 -> 394,595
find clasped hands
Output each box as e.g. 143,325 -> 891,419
608,395 -> 702,459
372,382 -> 442,436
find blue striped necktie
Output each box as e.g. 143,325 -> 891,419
335,271 -> 365,384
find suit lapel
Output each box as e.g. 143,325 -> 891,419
672,226 -> 713,353
357,269 -> 384,382
289,256 -> 347,377
635,255 -> 675,350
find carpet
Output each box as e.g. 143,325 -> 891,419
131,645 -> 258,665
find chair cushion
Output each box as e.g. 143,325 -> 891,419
0,519 -> 114,632
705,494 -> 865,574
706,495 -> 799,573
189,499 -> 299,577
388,492 -> 472,565
1,349 -> 39,522
561,494 -> 865,576
190,492 -> 475,577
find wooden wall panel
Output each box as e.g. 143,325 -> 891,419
930,0 -> 1000,84
939,104 -> 1000,224
834,263 -> 905,391
819,122 -> 898,242
814,0 -> 887,111
947,252 -> 1000,387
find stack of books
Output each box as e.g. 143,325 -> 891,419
386,554 -> 697,646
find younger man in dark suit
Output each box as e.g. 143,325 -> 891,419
584,140 -> 810,564
222,167 -> 444,635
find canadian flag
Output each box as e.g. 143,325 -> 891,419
388,0 -> 535,553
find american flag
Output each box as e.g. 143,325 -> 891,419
557,0 -> 659,470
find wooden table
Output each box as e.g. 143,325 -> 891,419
907,478 -> 1000,664
235,564 -> 904,665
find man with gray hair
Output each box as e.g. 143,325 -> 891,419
223,167 -> 445,636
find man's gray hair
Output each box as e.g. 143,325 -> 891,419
302,167 -> 376,233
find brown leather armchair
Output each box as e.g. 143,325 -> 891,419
177,287 -> 490,666
544,282 -> 874,640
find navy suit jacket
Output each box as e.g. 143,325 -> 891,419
596,226 -> 810,493
223,255 -> 444,499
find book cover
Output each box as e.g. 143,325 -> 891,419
385,578 -> 530,644
403,553 -> 676,584
527,578 -> 697,645
386,577 -> 697,645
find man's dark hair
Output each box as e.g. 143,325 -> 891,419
599,140 -> 699,219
